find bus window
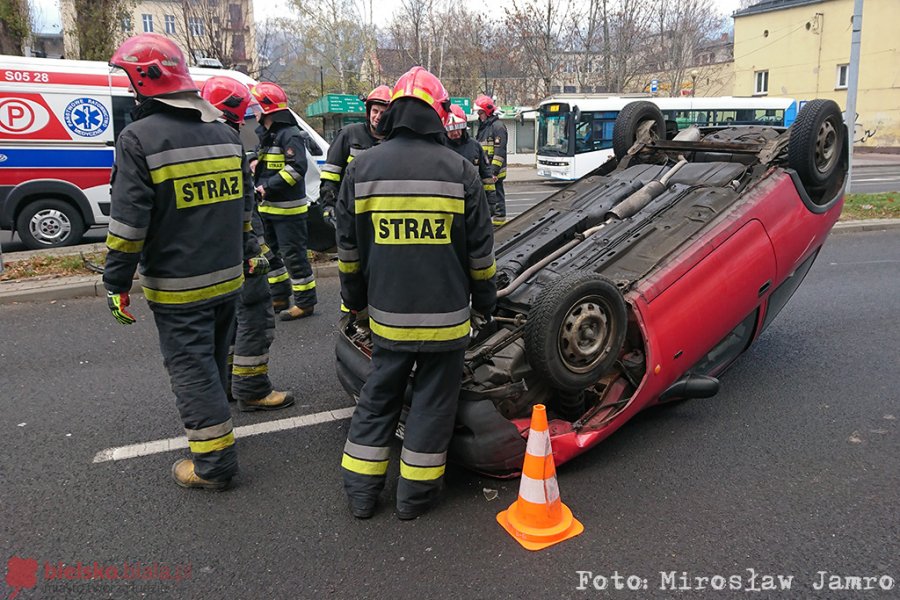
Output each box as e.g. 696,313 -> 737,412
516,119 -> 535,154
574,111 -> 615,154
538,110 -> 571,157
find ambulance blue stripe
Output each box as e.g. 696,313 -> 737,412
0,148 -> 115,168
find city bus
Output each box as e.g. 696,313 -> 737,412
536,96 -> 798,180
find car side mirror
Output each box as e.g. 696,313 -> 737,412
573,105 -> 581,122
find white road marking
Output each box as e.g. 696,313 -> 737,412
92,407 -> 356,463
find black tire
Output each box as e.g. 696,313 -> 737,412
788,99 -> 845,188
16,199 -> 85,249
525,272 -> 628,393
612,101 -> 666,160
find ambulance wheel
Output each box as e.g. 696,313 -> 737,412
16,199 -> 85,249
525,272 -> 627,393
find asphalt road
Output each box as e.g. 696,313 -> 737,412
1,229 -> 897,599
3,163 -> 899,253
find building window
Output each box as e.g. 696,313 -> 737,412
836,64 -> 849,89
189,17 -> 205,36
164,15 -> 176,34
141,14 -> 153,33
121,16 -> 132,32
754,70 -> 768,95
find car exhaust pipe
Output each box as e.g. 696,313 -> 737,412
497,158 -> 688,299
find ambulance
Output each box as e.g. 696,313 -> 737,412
0,56 -> 328,249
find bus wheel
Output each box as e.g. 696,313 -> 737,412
16,199 -> 85,249
788,99 -> 845,189
612,101 -> 666,160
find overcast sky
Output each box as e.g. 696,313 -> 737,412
31,0 -> 744,33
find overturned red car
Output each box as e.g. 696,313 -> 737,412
335,99 -> 848,477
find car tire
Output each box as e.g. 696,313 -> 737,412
525,272 -> 628,393
16,199 -> 85,250
788,99 -> 845,189
612,101 -> 666,160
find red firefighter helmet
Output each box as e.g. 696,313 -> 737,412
200,76 -> 252,124
474,94 -> 497,116
365,85 -> 392,109
109,33 -> 197,97
445,103 -> 468,132
390,66 -> 451,122
250,82 -> 289,115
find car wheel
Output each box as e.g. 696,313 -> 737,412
525,272 -> 628,393
16,199 -> 85,250
788,99 -> 845,189
612,101 -> 666,160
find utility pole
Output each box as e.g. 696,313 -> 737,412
845,0 -> 864,186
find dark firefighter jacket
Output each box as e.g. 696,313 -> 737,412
254,121 -> 309,218
103,101 -> 257,312
319,122 -> 381,211
336,131 -> 497,352
475,114 -> 508,179
448,134 -> 497,195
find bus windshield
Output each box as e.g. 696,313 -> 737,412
538,106 -> 571,157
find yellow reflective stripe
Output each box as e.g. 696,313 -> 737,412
340,302 -> 349,313
392,87 -> 435,106
233,364 -> 268,377
497,171 -> 507,179
188,431 -> 235,454
341,453 -> 389,476
291,280 -> 316,291
259,153 -> 285,161
470,262 -> 496,281
320,171 -> 341,182
143,275 -> 244,305
338,260 -> 360,274
260,243 -> 271,254
278,169 -> 297,186
106,232 -> 144,253
258,204 -> 309,216
268,271 -> 290,284
370,319 -> 470,342
492,158 -> 504,167
243,221 -> 253,232
483,184 -> 496,191
149,156 -> 242,184
347,155 -> 355,163
400,460 -> 445,481
355,196 -> 464,214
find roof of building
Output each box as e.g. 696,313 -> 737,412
733,0 -> 827,18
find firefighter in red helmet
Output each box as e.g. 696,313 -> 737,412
200,76 -> 295,413
250,82 -> 317,320
444,103 -> 497,208
337,67 -> 497,520
103,34 -> 261,489
319,84 -> 392,232
474,94 -> 508,225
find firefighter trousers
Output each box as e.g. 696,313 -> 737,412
228,272 -> 275,402
153,300 -> 238,481
491,178 -> 506,218
262,215 -> 317,309
341,344 -> 466,512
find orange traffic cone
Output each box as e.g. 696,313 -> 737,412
497,404 -> 584,551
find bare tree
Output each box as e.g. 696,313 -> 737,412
504,0 -> 572,99
69,0 -> 133,60
290,0 -> 371,91
649,0 -> 720,96
0,0 -> 30,55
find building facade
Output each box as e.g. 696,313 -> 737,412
61,0 -> 257,73
733,0 -> 899,148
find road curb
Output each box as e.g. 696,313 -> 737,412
1,221 -> 897,305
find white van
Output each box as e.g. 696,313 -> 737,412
0,56 -> 328,248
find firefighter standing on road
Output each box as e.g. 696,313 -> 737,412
103,34 -> 261,489
445,103 -> 497,208
319,85 -> 392,228
201,76 -> 294,412
337,67 -> 497,520
474,95 -> 508,225
251,82 -> 317,320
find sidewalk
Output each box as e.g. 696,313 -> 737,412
2,220 -> 897,306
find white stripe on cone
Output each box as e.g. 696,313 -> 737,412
524,428 -> 552,457
518,473 -> 561,505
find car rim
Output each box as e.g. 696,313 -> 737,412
29,209 -> 72,245
559,296 -> 611,374
815,118 -> 838,175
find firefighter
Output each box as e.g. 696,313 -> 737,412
474,94 -> 508,225
337,67 -> 497,520
319,84 -> 392,228
250,82 -> 317,320
200,76 -> 294,412
103,34 -> 263,489
444,103 -> 497,208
